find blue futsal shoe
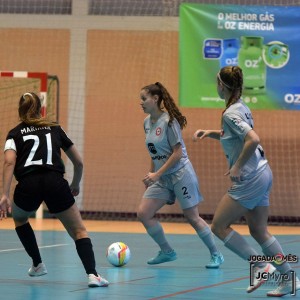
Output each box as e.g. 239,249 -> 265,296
147,250 -> 177,265
205,253 -> 224,269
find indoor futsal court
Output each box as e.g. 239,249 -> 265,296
1,0 -> 300,299
1,219 -> 299,300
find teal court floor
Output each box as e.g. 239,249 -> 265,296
0,220 -> 299,300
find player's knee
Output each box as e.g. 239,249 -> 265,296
211,221 -> 223,238
136,208 -> 146,222
14,218 -> 28,227
184,215 -> 198,229
249,226 -> 268,241
70,227 -> 88,240
137,207 -> 153,223
211,222 -> 217,235
12,211 -> 29,226
249,226 -> 258,238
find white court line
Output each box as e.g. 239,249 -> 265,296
0,243 -> 69,253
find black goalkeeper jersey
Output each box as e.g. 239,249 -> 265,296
5,122 -> 73,180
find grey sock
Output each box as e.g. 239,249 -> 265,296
261,236 -> 292,278
224,230 -> 259,261
197,226 -> 219,255
146,223 -> 173,252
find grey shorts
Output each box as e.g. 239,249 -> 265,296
143,161 -> 203,210
228,164 -> 273,210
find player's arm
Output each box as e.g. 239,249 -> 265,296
193,129 -> 221,141
156,143 -> 182,177
0,149 -> 16,219
143,160 -> 155,188
149,159 -> 154,173
233,129 -> 260,170
227,130 -> 260,180
65,145 -> 83,196
144,143 -> 182,185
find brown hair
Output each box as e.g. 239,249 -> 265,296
19,92 -> 58,127
141,82 -> 187,129
218,66 -> 243,110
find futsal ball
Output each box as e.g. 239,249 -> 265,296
106,242 -> 131,267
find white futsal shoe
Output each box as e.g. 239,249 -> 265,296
28,262 -> 48,277
267,276 -> 300,297
247,263 -> 276,293
88,274 -> 109,287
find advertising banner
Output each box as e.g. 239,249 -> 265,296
179,4 -> 300,109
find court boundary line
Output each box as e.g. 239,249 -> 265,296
0,244 -> 69,253
149,275 -> 249,299
149,265 -> 300,299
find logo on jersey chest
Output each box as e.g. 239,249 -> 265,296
147,143 -> 157,154
156,127 -> 162,136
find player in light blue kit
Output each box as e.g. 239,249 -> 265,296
193,66 -> 299,297
137,82 -> 223,268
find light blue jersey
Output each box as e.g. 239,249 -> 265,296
220,99 -> 268,179
144,112 -> 188,175
220,99 -> 272,209
143,112 -> 203,208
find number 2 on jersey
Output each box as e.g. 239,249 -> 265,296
23,133 -> 53,166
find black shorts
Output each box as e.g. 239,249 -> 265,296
14,170 -> 75,214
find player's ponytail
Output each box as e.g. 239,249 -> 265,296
142,82 -> 186,129
218,66 -> 243,110
19,92 -> 58,127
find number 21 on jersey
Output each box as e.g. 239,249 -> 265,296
23,133 -> 53,167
